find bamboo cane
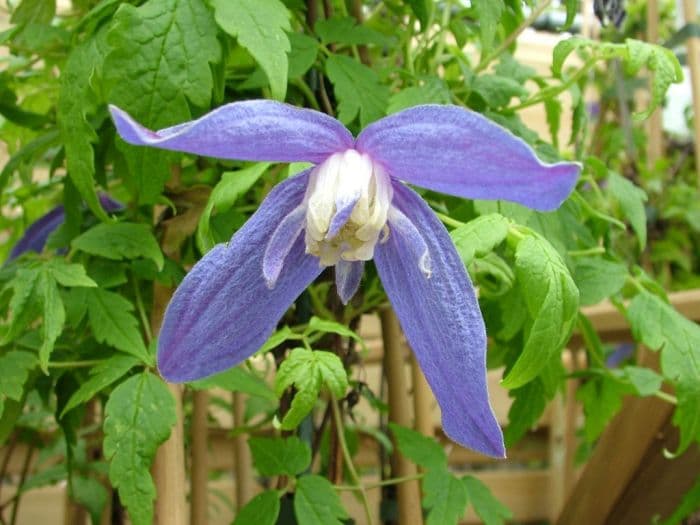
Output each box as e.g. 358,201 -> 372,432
191,390 -> 209,525
380,309 -> 424,525
410,356 -> 434,438
647,0 -> 664,166
232,392 -> 255,508
683,0 -> 700,184
151,282 -> 187,525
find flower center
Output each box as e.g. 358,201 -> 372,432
304,149 -> 393,266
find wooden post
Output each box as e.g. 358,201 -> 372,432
151,283 -> 187,525
232,392 -> 255,508
646,0 -> 664,166
683,0 -> 700,185
410,356 -> 434,438
191,390 -> 209,525
380,309 -> 424,525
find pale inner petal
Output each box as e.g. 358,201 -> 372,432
303,149 -> 393,266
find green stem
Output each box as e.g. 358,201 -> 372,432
572,192 -> 627,230
476,0 -> 553,73
334,473 -> 425,491
568,246 -> 606,257
330,394 -> 373,525
49,359 -> 106,368
434,211 -> 465,229
132,274 -> 153,344
291,79 -> 321,111
655,390 -> 678,405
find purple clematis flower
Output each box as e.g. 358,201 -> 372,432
110,101 -> 580,458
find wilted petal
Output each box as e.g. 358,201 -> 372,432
158,172 -> 323,382
357,105 -> 579,211
374,183 -> 505,457
110,100 -> 354,164
335,260 -> 364,304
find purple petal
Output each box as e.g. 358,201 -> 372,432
262,203 -> 307,288
8,205 -> 65,260
110,100 -> 354,164
375,183 -> 505,457
356,105 -> 580,211
335,260 -> 364,304
158,172 -> 323,382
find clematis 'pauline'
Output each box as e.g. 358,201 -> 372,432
110,101 -> 580,458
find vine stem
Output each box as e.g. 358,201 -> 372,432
475,0 -> 553,73
329,394 -> 374,525
334,473 -> 425,492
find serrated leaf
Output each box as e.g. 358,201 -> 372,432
294,475 -> 348,525
3,267 -> 41,343
72,222 -> 164,270
389,423 -> 447,470
103,372 -> 176,525
275,348 -> 348,429
577,373 -> 629,442
105,0 -> 221,203
47,259 -> 97,288
404,0 -> 432,29
627,291 -> 700,454
57,32 -> 110,222
238,33 -> 317,90
233,490 -> 281,525
196,163 -> 269,254
573,257 -> 627,306
622,366 -> 663,397
463,475 -> 512,525
472,0 -> 504,53
211,0 -> 290,101
61,355 -> 140,417
306,316 -> 367,352
38,269 -> 64,371
315,16 -> 389,46
86,288 -> 150,363
387,79 -> 450,114
472,74 -> 527,108
608,172 -> 647,249
0,351 -> 36,419
503,234 -> 579,388
503,380 -> 547,446
552,36 -> 590,77
423,469 -> 468,525
189,366 -> 275,402
544,97 -> 562,149
249,436 -> 311,476
450,213 -> 510,266
325,54 -> 389,127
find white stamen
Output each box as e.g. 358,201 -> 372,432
304,150 -> 393,266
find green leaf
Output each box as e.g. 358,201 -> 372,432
86,288 -> 150,363
196,163 -> 270,253
627,291 -> 700,454
3,267 -> 41,343
0,351 -> 36,419
450,213 -> 510,266
389,423 -> 447,470
190,367 -> 275,401
552,36 -> 589,77
471,74 -> 527,108
104,0 -> 221,203
472,0 -> 504,53
404,0 -> 432,29
562,0 -> 577,30
37,269 -> 65,371
103,372 -> 176,525
325,54 -> 389,127
211,0 -> 290,101
423,469 -> 468,525
463,475 -> 512,525
249,436 -> 311,476
306,316 -> 367,352
72,222 -> 164,270
57,32 -> 110,222
660,475 -> 700,525
294,475 -> 348,525
608,172 -> 647,249
503,380 -> 547,446
544,97 -> 562,149
257,326 -> 297,354
503,234 -> 579,388
47,259 -> 97,288
573,257 -> 627,306
580,373 -> 630,442
10,0 -> 55,26
316,16 -> 389,46
622,366 -> 663,397
388,79 -> 451,114
71,475 -> 109,525
275,348 -> 348,429
61,355 -> 140,417
233,490 -> 281,525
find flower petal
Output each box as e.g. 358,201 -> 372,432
110,100 -> 354,164
335,260 -> 364,304
356,105 -> 579,211
8,205 -> 65,260
262,203 -> 307,288
158,172 -> 323,382
374,183 -> 505,457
